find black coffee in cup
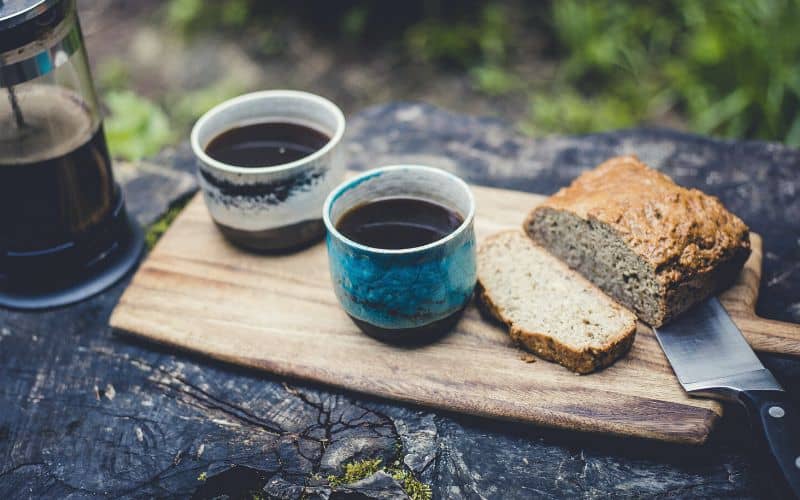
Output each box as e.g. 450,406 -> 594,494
205,122 -> 331,168
336,197 -> 464,249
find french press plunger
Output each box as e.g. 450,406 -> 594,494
0,0 -> 143,309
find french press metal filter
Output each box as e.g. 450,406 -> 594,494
0,0 -> 143,309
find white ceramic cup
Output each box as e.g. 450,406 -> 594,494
190,90 -> 346,252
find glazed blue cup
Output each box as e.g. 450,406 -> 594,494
323,165 -> 477,343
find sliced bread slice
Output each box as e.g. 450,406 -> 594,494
477,230 -> 637,374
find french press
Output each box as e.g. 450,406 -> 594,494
0,0 -> 143,309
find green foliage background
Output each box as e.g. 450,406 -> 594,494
542,0 -> 800,143
101,0 -> 800,160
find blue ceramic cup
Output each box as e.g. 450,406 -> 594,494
323,165 -> 477,343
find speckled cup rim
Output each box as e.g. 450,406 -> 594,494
190,90 -> 346,175
323,165 -> 476,255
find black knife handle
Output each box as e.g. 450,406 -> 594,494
739,390 -> 800,498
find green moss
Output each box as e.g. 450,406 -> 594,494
326,457 -> 432,500
391,469 -> 433,500
327,458 -> 383,487
145,199 -> 191,250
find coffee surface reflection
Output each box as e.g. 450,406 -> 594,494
336,197 -> 464,250
205,121 -> 330,168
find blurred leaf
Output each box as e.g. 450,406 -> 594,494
686,30 -> 725,64
694,88 -> 750,133
786,114 -> 800,147
405,2 -> 512,67
169,80 -> 249,131
255,29 -> 282,56
104,91 -> 173,161
406,21 -> 479,65
168,0 -> 254,33
222,0 -> 250,27
546,0 -> 800,144
470,65 -> 520,95
478,3 -> 509,61
96,59 -> 130,92
523,90 -> 642,135
166,0 -> 203,30
342,6 -> 368,39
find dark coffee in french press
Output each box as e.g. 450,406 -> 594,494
1,87 -> 116,252
0,0 -> 143,309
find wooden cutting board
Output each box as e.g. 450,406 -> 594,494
110,184 -> 800,445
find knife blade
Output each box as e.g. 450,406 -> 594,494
653,297 -> 800,498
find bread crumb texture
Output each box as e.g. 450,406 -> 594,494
477,231 -> 636,374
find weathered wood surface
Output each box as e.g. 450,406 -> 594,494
110,179 -> 798,445
1,104 -> 799,498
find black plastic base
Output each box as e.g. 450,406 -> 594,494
0,215 -> 144,310
349,306 -> 467,346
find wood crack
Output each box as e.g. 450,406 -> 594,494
147,368 -> 286,435
0,461 -> 45,478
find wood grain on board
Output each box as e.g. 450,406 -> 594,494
110,184 -> 800,445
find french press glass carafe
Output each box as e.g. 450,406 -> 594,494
0,0 -> 143,309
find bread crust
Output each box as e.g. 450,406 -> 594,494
525,155 -> 751,326
476,233 -> 637,374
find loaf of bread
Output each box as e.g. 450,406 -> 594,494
525,155 -> 751,327
477,231 -> 637,374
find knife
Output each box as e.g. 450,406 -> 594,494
653,297 -> 800,498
